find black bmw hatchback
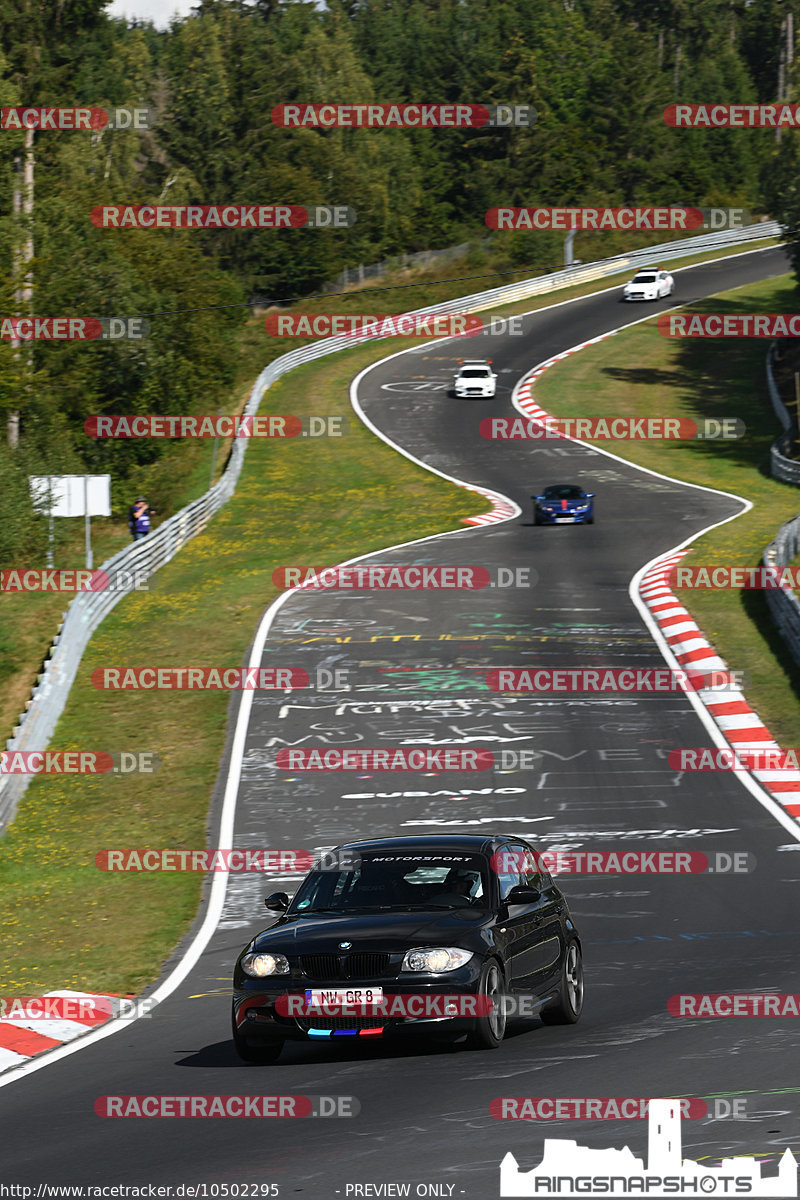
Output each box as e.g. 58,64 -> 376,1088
232,834 -> 583,1062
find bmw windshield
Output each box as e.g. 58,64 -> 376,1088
290,853 -> 491,914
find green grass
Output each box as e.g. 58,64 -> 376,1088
534,273 -> 800,749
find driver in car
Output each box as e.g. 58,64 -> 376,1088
436,868 -> 480,907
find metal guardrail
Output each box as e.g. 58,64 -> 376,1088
0,219 -> 782,830
765,342 -> 800,484
762,515 -> 800,667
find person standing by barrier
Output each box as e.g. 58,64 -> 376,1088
129,496 -> 155,541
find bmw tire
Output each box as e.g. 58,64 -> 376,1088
466,960 -> 507,1050
540,940 -> 584,1025
232,1009 -> 285,1063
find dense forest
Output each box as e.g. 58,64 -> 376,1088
0,0 -> 797,560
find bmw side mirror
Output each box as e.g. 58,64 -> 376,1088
586,493 -> 595,499
265,891 -> 289,912
505,884 -> 541,904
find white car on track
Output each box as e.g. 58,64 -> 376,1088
454,359 -> 497,398
622,268 -> 675,301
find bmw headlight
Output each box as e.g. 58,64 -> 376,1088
401,947 -> 473,973
241,952 -> 290,977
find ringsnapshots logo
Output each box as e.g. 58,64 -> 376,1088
498,1099 -> 798,1197
272,565 -> 536,589
91,205 -> 354,229
0,106 -> 152,131
0,317 -> 148,340
485,206 -> 749,232
271,103 -> 535,128
84,415 -> 345,439
1,567 -> 149,593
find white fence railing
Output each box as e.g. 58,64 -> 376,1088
0,219 -> 782,829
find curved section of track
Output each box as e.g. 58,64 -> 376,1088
1,246 -> 799,1195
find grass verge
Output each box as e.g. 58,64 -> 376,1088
533,273 -> 800,749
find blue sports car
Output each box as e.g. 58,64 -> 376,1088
533,484 -> 595,525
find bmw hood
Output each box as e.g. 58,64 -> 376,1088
251,909 -> 485,953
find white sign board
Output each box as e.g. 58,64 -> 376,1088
29,475 -> 111,518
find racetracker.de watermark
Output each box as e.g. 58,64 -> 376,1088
0,750 -> 160,775
0,996 -> 155,1021
264,313 -> 483,338
91,205 -> 354,229
670,565 -> 800,588
659,314 -> 800,337
485,207 -> 748,231
1,568 -> 149,593
664,103 -> 800,127
84,415 -> 344,439
489,849 -> 755,875
490,1098 -> 710,1121
274,748 -> 494,770
96,848 -> 313,872
669,994 -> 800,1016
481,416 -> 744,440
90,667 -> 309,690
271,565 -> 535,589
486,668 -> 745,692
0,317 -> 148,340
670,747 -> 800,771
95,1095 -> 359,1118
1,106 -> 152,130
271,103 -> 535,127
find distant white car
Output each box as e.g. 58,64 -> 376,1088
622,268 -> 675,301
454,359 -> 497,398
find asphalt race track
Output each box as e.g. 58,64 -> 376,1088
2,245 -> 800,1196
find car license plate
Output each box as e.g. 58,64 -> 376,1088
305,988 -> 383,1007
556,516 -> 574,522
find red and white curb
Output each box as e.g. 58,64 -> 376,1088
641,552 -> 800,817
0,991 -> 130,1072
514,345 -> 800,824
462,483 -> 519,526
